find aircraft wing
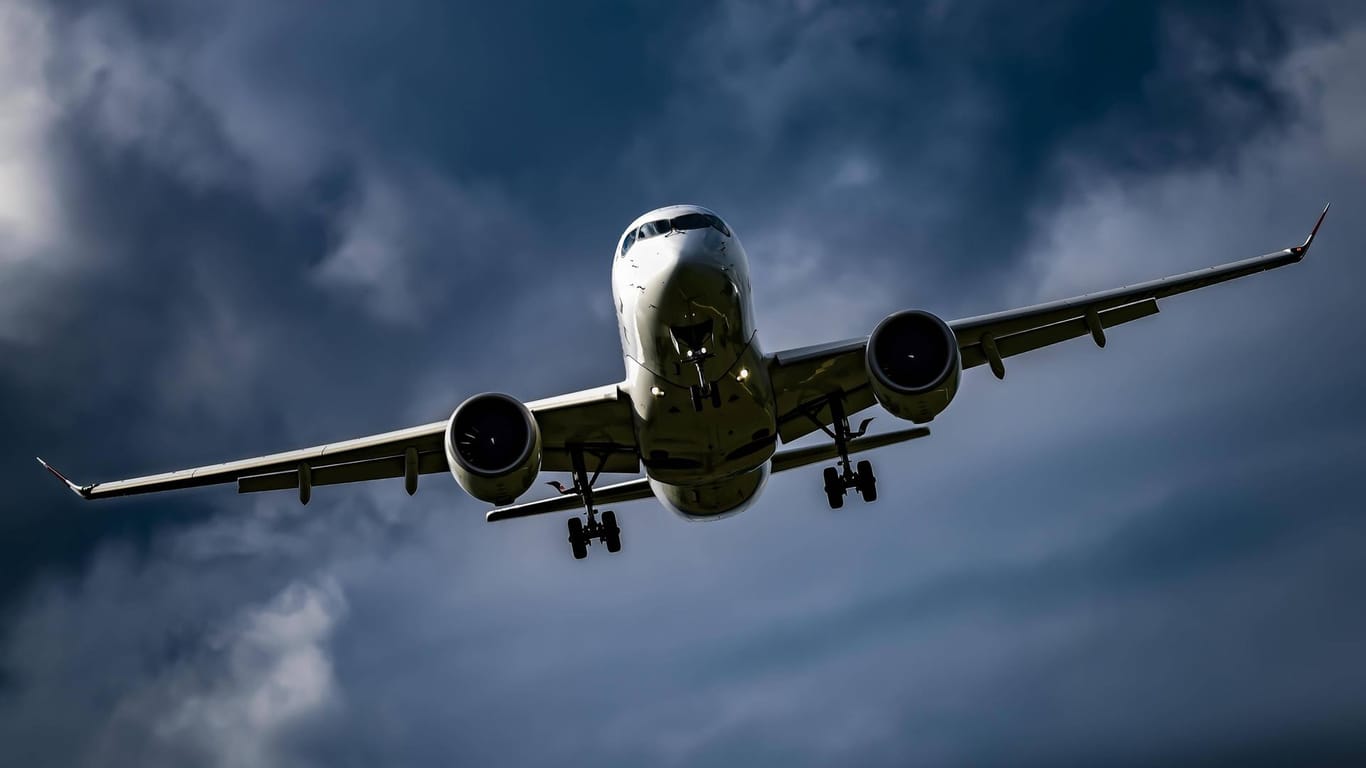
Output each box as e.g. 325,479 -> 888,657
38,384 -> 639,501
769,205 -> 1328,442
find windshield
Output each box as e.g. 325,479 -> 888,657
640,219 -> 671,238
621,212 -> 731,257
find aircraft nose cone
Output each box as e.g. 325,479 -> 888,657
630,229 -> 739,322
658,252 -> 735,307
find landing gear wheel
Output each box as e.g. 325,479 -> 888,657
602,510 -> 622,553
855,460 -> 877,502
564,446 -> 625,561
567,517 -> 588,560
810,395 -> 882,509
710,385 -> 722,408
823,466 -> 844,509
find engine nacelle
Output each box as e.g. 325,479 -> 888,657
445,392 -> 542,505
865,309 -> 961,424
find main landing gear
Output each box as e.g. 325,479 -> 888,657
813,396 -> 877,509
563,446 -> 622,560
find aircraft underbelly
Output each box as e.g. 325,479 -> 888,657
634,358 -> 775,484
649,464 -> 770,520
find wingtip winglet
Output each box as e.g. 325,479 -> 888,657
36,457 -> 92,499
1294,203 -> 1330,256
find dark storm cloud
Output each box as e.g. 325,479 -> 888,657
635,0 -> 1318,296
3,0 -> 691,604
2,0 -> 1365,765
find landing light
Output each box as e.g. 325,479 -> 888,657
651,386 -> 665,398
737,368 -> 750,382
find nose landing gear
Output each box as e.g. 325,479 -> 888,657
682,347 -> 720,412
813,396 -> 877,509
688,380 -> 723,412
563,446 -> 624,560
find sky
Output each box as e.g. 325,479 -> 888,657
2,0 -> 1365,765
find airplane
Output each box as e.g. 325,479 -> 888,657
39,203 -> 1330,559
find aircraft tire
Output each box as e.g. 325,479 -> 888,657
602,510 -> 622,553
856,460 -> 877,502
823,467 -> 844,509
568,517 -> 588,560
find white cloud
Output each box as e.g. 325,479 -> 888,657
0,1 -> 528,332
313,162 -> 531,325
0,533 -> 351,768
1279,16 -> 1366,165
92,578 -> 347,768
0,2 -> 60,257
745,225 -> 898,350
829,152 -> 879,189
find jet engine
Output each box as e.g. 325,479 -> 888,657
865,309 -> 961,424
444,393 -> 542,505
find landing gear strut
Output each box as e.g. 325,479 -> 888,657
683,347 -> 720,412
688,381 -> 723,412
813,396 -> 877,509
564,446 -> 622,560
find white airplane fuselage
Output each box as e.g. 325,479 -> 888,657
612,205 -> 776,519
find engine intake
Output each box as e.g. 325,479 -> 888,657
445,392 -> 542,504
865,309 -> 961,423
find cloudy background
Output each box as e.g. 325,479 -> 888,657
2,0 -> 1365,765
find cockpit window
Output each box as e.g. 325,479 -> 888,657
704,213 -> 731,237
639,219 -> 671,238
670,213 -> 711,231
620,212 -> 732,257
